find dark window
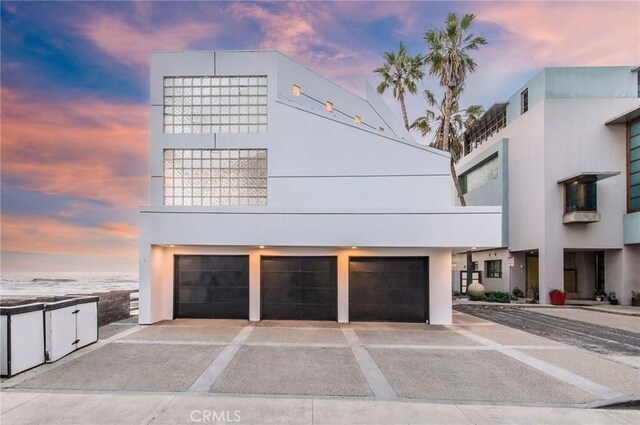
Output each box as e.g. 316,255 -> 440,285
472,261 -> 479,271
629,120 -> 640,212
521,89 -> 528,114
565,180 -> 597,213
486,260 -> 502,278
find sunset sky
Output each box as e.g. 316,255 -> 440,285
1,1 -> 639,273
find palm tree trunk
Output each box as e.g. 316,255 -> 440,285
442,86 -> 453,152
450,157 -> 466,206
399,93 -> 410,131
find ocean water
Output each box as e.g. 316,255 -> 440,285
0,272 -> 138,296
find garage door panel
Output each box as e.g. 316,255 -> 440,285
177,271 -> 215,286
299,288 -> 335,305
298,272 -> 333,288
349,257 -> 428,323
175,255 -> 249,319
259,272 -> 298,289
261,257 -> 337,321
215,271 -> 249,287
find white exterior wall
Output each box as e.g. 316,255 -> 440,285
141,245 -> 453,325
457,66 -> 639,304
140,50 -> 503,323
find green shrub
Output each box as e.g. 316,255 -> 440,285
512,287 -> 524,298
474,291 -> 515,303
632,290 -> 640,300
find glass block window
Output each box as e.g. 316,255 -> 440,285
461,155 -> 499,194
163,76 -> 268,134
163,149 -> 267,206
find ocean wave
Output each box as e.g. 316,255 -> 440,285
31,278 -> 77,283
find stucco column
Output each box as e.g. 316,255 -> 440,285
429,249 -> 452,325
337,252 -> 349,323
249,253 -> 261,321
138,244 -> 165,324
539,243 -> 563,304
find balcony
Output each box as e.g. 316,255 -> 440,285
557,172 -> 619,225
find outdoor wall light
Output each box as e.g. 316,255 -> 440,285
292,84 -> 301,97
326,101 -> 334,112
354,115 -> 361,125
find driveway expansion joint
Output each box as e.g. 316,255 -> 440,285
187,325 -> 256,393
450,325 -> 624,401
340,326 -> 398,400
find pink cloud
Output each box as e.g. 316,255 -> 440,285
474,1 -> 640,69
1,87 -> 149,208
79,14 -> 217,67
1,215 -> 137,258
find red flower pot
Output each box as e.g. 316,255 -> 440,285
549,291 -> 568,306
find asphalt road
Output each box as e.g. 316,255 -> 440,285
454,305 -> 640,356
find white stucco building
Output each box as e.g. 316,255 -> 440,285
138,50 -> 501,325
453,66 -> 640,305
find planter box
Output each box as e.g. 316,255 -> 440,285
0,303 -> 46,378
549,291 -> 568,306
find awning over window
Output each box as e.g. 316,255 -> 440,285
557,172 -> 620,184
605,106 -> 640,125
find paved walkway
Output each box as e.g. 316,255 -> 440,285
1,312 -> 639,424
2,391 -> 639,425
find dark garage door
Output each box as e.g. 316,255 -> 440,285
261,257 -> 337,320
349,257 -> 428,322
174,255 -> 249,319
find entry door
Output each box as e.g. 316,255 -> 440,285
174,255 -> 249,319
261,256 -> 337,320
349,257 -> 429,322
526,256 -> 539,298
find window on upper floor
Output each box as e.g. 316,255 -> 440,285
629,120 -> 640,212
565,180 -> 597,213
520,88 -> 528,114
163,76 -> 267,134
163,149 -> 267,206
485,260 -> 502,278
459,155 -> 499,194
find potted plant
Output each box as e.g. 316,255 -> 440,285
608,291 -> 618,305
632,290 -> 640,307
594,290 -> 607,302
549,288 -> 568,306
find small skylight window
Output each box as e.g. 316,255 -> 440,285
355,115 -> 361,125
292,84 -> 301,97
326,101 -> 334,112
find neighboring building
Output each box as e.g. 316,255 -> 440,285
139,50 -> 501,325
453,66 -> 640,305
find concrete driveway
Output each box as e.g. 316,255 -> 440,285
1,311 -> 639,424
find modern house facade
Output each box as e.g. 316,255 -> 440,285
138,50 -> 501,325
453,66 -> 640,305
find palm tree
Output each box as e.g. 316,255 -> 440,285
423,13 -> 486,205
411,89 -> 483,206
374,42 -> 424,131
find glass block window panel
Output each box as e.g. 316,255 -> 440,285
463,155 -> 499,194
164,149 -> 267,206
163,76 -> 268,134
